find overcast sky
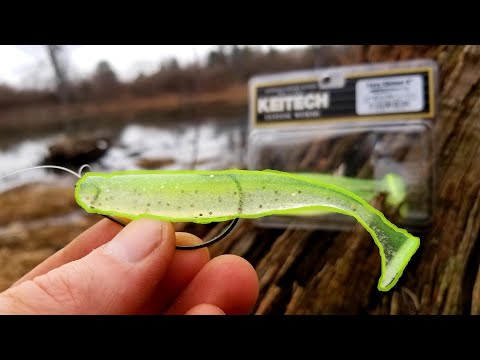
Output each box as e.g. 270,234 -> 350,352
0,45 -> 308,89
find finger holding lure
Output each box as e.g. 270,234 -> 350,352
1,165 -> 420,292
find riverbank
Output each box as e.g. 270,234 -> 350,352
0,183 -> 97,290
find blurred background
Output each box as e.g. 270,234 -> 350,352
0,45 -> 316,180
1,45 -> 478,315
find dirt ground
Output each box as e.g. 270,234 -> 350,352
0,182 -> 100,290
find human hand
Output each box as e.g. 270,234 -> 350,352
0,219 -> 259,314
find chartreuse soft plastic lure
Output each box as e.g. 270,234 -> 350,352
74,169 -> 420,291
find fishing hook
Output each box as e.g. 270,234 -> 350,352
103,215 -> 239,250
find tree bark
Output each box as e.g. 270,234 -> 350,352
204,45 -> 480,314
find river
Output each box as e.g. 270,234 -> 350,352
0,117 -> 247,192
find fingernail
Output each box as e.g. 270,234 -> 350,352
103,219 -> 164,263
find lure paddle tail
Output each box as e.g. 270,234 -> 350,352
74,169 -> 420,291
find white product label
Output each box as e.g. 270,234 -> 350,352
355,74 -> 424,115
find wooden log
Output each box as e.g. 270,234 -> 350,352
209,45 -> 480,314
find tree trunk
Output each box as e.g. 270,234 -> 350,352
204,45 -> 480,314
46,45 -> 70,104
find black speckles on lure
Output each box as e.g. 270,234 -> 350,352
74,169 -> 420,292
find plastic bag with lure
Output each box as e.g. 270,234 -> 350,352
75,169 -> 420,292
287,172 -> 407,217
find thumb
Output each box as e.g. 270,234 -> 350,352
0,219 -> 175,314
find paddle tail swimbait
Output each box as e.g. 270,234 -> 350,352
74,169 -> 420,291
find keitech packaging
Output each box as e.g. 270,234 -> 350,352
247,60 -> 437,231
